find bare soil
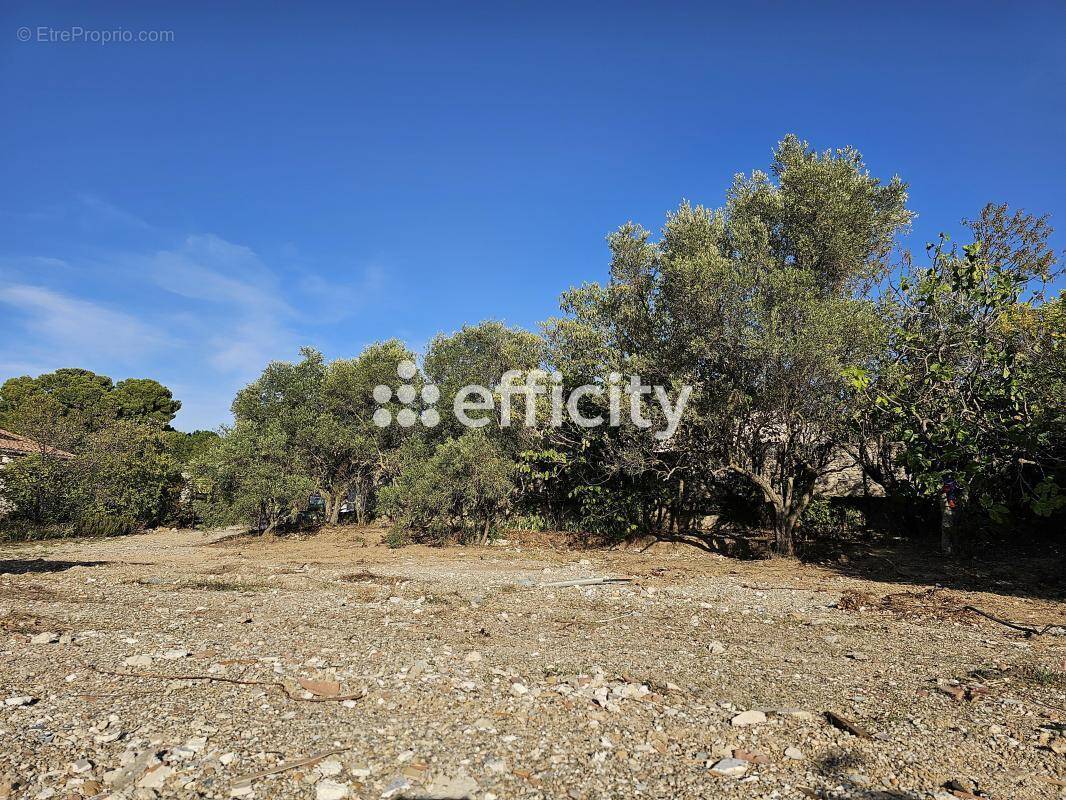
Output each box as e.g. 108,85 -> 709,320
1,527 -> 1064,800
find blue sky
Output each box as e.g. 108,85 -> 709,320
2,1 -> 1064,431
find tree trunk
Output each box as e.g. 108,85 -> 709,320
940,496 -> 956,555
328,499 -> 341,526
774,514 -> 797,557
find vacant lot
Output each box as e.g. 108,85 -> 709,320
1,528 -> 1063,800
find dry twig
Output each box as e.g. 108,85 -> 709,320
85,664 -> 366,703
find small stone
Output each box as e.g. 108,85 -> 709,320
484,757 -> 507,773
408,660 -> 428,680
706,640 -> 726,654
419,770 -> 479,799
219,753 -> 236,766
784,747 -> 804,760
846,651 -> 870,661
124,655 -> 153,668
316,779 -> 349,800
4,696 -> 35,707
161,649 -> 190,660
381,776 -> 411,799
230,785 -> 253,797
317,759 -> 343,777
510,682 -> 528,696
709,758 -> 748,777
730,710 -> 767,727
70,759 -> 93,774
464,651 -> 482,663
30,632 -> 60,645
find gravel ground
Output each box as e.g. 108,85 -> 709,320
1,527 -> 1064,800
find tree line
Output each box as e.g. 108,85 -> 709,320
2,136 -> 1062,554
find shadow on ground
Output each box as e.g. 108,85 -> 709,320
641,526 -> 1066,603
0,558 -> 109,575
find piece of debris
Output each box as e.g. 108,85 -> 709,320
824,710 -> 872,738
784,746 -> 805,760
298,677 -> 342,697
30,631 -> 60,645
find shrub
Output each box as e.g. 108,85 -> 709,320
381,431 -> 516,545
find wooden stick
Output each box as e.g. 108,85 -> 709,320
85,664 -> 366,703
232,748 -> 350,787
824,710 -> 871,738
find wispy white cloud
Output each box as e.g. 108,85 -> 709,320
0,226 -> 391,431
0,284 -> 165,364
77,194 -> 153,231
150,234 -> 298,376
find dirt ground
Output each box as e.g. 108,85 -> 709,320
1,527 -> 1064,800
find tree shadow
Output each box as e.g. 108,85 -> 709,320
0,558 -> 110,575
803,533 -> 1066,603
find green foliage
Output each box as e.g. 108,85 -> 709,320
380,431 -> 516,544
543,135 -> 910,554
190,419 -> 315,534
1,420 -> 179,534
0,369 -> 180,448
857,204 -> 1063,529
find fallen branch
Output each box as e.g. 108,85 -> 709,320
232,747 -> 350,787
558,610 -> 638,630
535,577 -> 634,588
962,605 -> 1060,637
85,664 -> 366,703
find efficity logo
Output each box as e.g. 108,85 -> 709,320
372,360 -> 441,428
373,362 -> 691,440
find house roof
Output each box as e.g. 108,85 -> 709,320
0,428 -> 74,459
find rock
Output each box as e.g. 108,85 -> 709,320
317,759 -> 343,777
730,710 -> 767,727
230,785 -> 253,797
709,758 -> 748,777
30,632 -> 60,645
706,640 -> 726,654
69,759 -> 93,774
219,753 -> 236,766
137,765 -> 173,789
104,751 -> 160,790
845,651 -> 870,661
4,696 -> 36,707
408,660 -> 428,680
381,776 -> 412,799
464,651 -> 482,663
416,771 -> 479,799
784,747 -> 805,760
161,649 -> 189,660
124,655 -> 154,668
484,757 -> 507,773
510,682 -> 529,696
316,779 -> 349,800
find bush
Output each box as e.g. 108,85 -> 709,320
381,431 -> 516,545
